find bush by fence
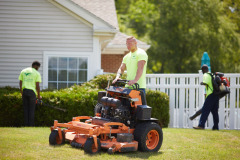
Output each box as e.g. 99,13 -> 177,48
0,74 -> 169,127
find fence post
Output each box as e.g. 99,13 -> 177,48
160,77 -> 165,93
179,77 -> 185,128
198,70 -> 204,114
229,77 -> 236,129
169,77 -> 175,128
189,77 -> 195,128
219,96 -> 225,129
150,77 -> 156,90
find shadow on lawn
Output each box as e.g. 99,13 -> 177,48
122,151 -> 163,159
50,142 -> 164,158
101,150 -> 163,159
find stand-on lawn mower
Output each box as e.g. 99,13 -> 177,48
49,80 -> 163,154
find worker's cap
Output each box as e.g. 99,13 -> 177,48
201,64 -> 208,70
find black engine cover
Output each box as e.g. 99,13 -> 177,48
136,105 -> 152,120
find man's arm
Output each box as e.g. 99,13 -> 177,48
128,60 -> 146,86
36,82 -> 41,100
113,63 -> 126,83
19,80 -> 23,96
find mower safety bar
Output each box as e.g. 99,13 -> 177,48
72,116 -> 92,121
115,80 -> 140,90
115,80 -> 129,84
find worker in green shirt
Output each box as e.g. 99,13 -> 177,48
19,61 -> 42,126
113,36 -> 148,94
193,65 -> 220,130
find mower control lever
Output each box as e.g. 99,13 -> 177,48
115,80 -> 140,90
115,80 -> 129,84
132,83 -> 140,90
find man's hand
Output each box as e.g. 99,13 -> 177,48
128,80 -> 137,86
112,78 -> 121,84
38,96 -> 42,100
113,63 -> 126,84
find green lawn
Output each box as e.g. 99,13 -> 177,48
0,127 -> 239,160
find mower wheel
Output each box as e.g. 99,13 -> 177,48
84,137 -> 101,154
49,130 -> 65,145
134,122 -> 163,152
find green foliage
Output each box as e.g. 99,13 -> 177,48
115,0 -> 133,14
0,86 -> 19,95
0,74 -> 169,127
0,89 -> 23,126
222,0 -> 240,33
82,74 -> 123,89
146,89 -> 169,127
0,86 -> 99,126
82,73 -> 127,89
115,0 -> 240,73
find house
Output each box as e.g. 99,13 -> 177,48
0,0 -> 150,89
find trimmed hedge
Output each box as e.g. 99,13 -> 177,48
146,90 -> 169,127
0,74 -> 169,127
81,73 -> 126,89
0,85 -> 99,127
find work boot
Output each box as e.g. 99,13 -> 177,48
212,127 -> 219,131
193,126 -> 204,130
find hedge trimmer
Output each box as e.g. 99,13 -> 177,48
36,99 -> 67,112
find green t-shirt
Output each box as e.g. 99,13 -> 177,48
122,48 -> 148,88
203,72 -> 213,97
18,67 -> 42,95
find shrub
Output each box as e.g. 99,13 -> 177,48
0,85 -> 99,126
0,74 -> 169,127
0,90 -> 23,126
146,90 -> 169,127
82,73 -> 126,89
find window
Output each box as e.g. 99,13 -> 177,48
48,57 -> 88,89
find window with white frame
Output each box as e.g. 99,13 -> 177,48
48,57 -> 88,89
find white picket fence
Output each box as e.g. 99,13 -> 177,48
146,72 -> 240,130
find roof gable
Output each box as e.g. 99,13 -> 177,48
50,0 -> 150,52
51,0 -> 117,33
70,0 -> 119,29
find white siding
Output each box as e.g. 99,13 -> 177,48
0,0 -> 93,88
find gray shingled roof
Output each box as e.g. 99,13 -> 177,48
70,0 -> 150,51
70,0 -> 119,29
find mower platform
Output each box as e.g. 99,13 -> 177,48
50,116 -> 138,153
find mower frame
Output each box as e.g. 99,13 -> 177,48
49,80 -> 163,154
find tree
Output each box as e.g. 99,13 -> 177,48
115,0 -> 240,73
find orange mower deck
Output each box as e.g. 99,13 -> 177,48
50,116 -> 138,153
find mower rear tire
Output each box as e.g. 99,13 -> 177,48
134,122 -> 163,152
84,137 -> 101,154
49,130 -> 65,145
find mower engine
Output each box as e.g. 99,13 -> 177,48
96,96 -> 132,126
